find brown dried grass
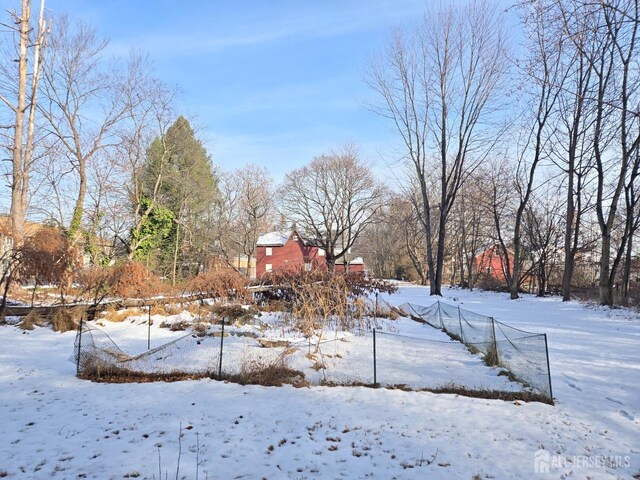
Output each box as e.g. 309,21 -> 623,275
18,310 -> 45,330
105,307 -> 141,323
223,359 -> 308,387
49,307 -> 85,332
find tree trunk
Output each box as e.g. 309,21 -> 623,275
68,157 -> 87,243
9,0 -> 30,247
621,233 -> 633,305
562,156 -> 576,301
171,224 -> 181,286
598,233 -> 613,306
326,254 -> 336,273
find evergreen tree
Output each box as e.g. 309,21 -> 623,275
139,116 -> 219,281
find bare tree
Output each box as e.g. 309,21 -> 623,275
448,169 -> 493,289
39,15 -> 129,247
522,187 -> 564,296
278,146 -> 386,271
224,164 -> 274,272
552,3 -> 598,302
117,62 -> 177,260
561,0 -> 640,305
596,0 -> 640,306
368,1 -> 508,295
0,0 -> 48,247
497,0 -> 568,300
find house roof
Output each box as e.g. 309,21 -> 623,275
256,231 -> 291,247
257,230 -> 319,247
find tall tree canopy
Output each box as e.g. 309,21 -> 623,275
138,116 -> 219,281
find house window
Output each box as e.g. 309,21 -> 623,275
265,264 -> 272,272
265,247 -> 273,256
318,249 -> 325,257
304,262 -> 311,272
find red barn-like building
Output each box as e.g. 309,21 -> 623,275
474,245 -> 514,283
255,230 -> 366,278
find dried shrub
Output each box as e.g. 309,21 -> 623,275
149,304 -> 168,316
164,304 -> 181,315
186,269 -> 250,303
110,261 -> 162,298
49,307 -> 85,332
19,227 -> 75,285
223,357 -> 307,387
210,304 -> 256,322
192,322 -> 208,336
257,269 -> 397,334
76,266 -> 116,306
18,310 -> 45,330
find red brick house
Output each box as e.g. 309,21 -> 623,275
255,230 -> 366,278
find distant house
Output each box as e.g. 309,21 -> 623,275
255,230 -> 366,278
474,245 -> 513,284
230,254 -> 256,279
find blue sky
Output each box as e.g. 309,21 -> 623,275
45,0 -> 517,181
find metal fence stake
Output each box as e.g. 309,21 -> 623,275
373,328 -> 377,388
218,318 -> 225,380
544,333 -> 553,402
375,292 -> 378,322
490,317 -> 499,366
76,316 -> 83,376
457,306 -> 465,343
147,305 -> 152,350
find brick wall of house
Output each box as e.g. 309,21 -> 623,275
256,237 -> 328,278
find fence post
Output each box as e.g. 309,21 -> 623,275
457,306 -> 465,343
147,305 -> 152,350
490,317 -> 499,366
374,292 -> 378,322
437,300 -> 443,329
76,315 -> 84,376
218,318 -> 225,380
372,328 -> 377,388
543,333 -> 553,402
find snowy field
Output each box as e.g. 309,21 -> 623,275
0,285 -> 638,479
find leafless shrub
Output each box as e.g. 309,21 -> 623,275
186,269 -> 250,303
110,261 -> 163,298
259,269 -> 397,335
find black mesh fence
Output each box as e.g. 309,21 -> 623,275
71,300 -> 552,403
72,322 -> 221,379
395,300 -> 553,401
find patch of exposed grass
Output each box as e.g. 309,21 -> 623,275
104,307 -> 141,323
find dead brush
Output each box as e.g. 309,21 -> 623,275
224,356 -> 308,387
149,304 -> 167,316
49,307 -> 85,332
105,307 -> 141,323
164,304 -> 182,315
18,310 -> 46,330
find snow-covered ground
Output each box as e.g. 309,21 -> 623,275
0,286 -> 638,479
